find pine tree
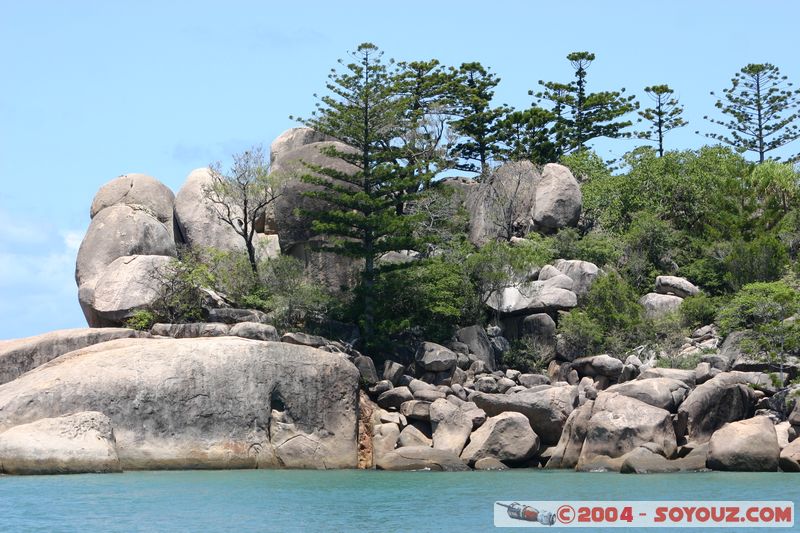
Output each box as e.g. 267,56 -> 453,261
532,52 -> 638,157
293,43 -> 433,341
703,63 -> 800,162
449,62 -> 508,177
495,107 -> 557,164
637,85 -> 687,157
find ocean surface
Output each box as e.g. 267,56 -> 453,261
0,469 -> 796,532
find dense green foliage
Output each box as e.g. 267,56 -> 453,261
147,45 -> 800,366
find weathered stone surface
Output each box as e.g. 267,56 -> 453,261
454,326 -> 496,371
0,411 -> 120,474
90,173 -> 176,239
397,424 -> 432,448
269,127 -> 334,166
269,141 -> 358,249
474,457 -> 509,470
400,400 -> 431,421
532,163 -> 581,231
518,374 -> 550,388
0,328 -> 143,386
376,445 -> 470,471
416,342 -> 457,372
637,367 -> 696,388
429,399 -> 472,456
207,308 -> 269,324
280,332 -> 329,348
487,282 -> 578,315
707,417 -> 779,472
552,259 -> 599,297
677,374 -> 757,442
76,204 -> 176,324
383,361 -> 405,385
174,168 -> 246,254
371,423 -> 400,463
606,378 -> 690,413
91,255 -> 173,324
707,331 -> 747,371
779,438 -> 800,472
546,392 -> 677,470
0,337 -> 359,469
473,386 -> 578,445
572,354 -> 623,380
639,293 -> 683,319
353,356 -> 379,386
150,323 -> 231,338
461,412 -> 539,465
465,161 -> 538,245
521,313 -> 556,338
377,387 -> 414,411
655,276 -> 700,299
228,322 -> 279,342
620,446 -> 708,474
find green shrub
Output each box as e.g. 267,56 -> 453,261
550,228 -> 622,267
256,255 -> 333,331
680,294 -> 720,329
502,337 -> 553,373
149,248 -> 214,323
724,235 -> 789,291
125,310 -> 156,331
557,310 -> 603,359
717,281 -> 799,335
370,257 -> 479,347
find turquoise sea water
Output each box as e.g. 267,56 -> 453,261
0,470 -> 796,532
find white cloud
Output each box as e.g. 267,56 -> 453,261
0,209 -> 49,245
0,208 -> 85,338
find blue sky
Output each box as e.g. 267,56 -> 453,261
1,0 -> 798,339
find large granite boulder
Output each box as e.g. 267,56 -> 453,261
0,411 -> 121,474
91,255 -> 173,325
269,141 -> 358,249
0,328 -> 144,386
429,398 -> 472,456
546,392 -> 677,470
90,173 -> 177,240
677,374 -> 757,442
465,161 -> 538,245
606,377 -> 690,413
460,412 -> 539,465
655,276 -> 700,299
532,163 -> 581,232
552,259 -> 599,297
0,337 -> 359,470
486,281 -> 578,315
472,385 -> 578,445
76,204 -> 176,326
706,417 -> 779,472
174,168 -> 246,253
416,342 -> 457,373
269,127 -> 334,166
779,438 -> 800,472
376,446 -> 470,471
454,326 -> 495,371
639,293 -> 683,319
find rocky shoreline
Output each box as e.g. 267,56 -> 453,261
0,323 -> 798,475
2,128 -> 799,475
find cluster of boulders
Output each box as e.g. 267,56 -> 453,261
485,259 -> 599,341
639,275 -> 701,319
1,315 -> 799,474
6,127 -> 800,475
346,320 -> 800,473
